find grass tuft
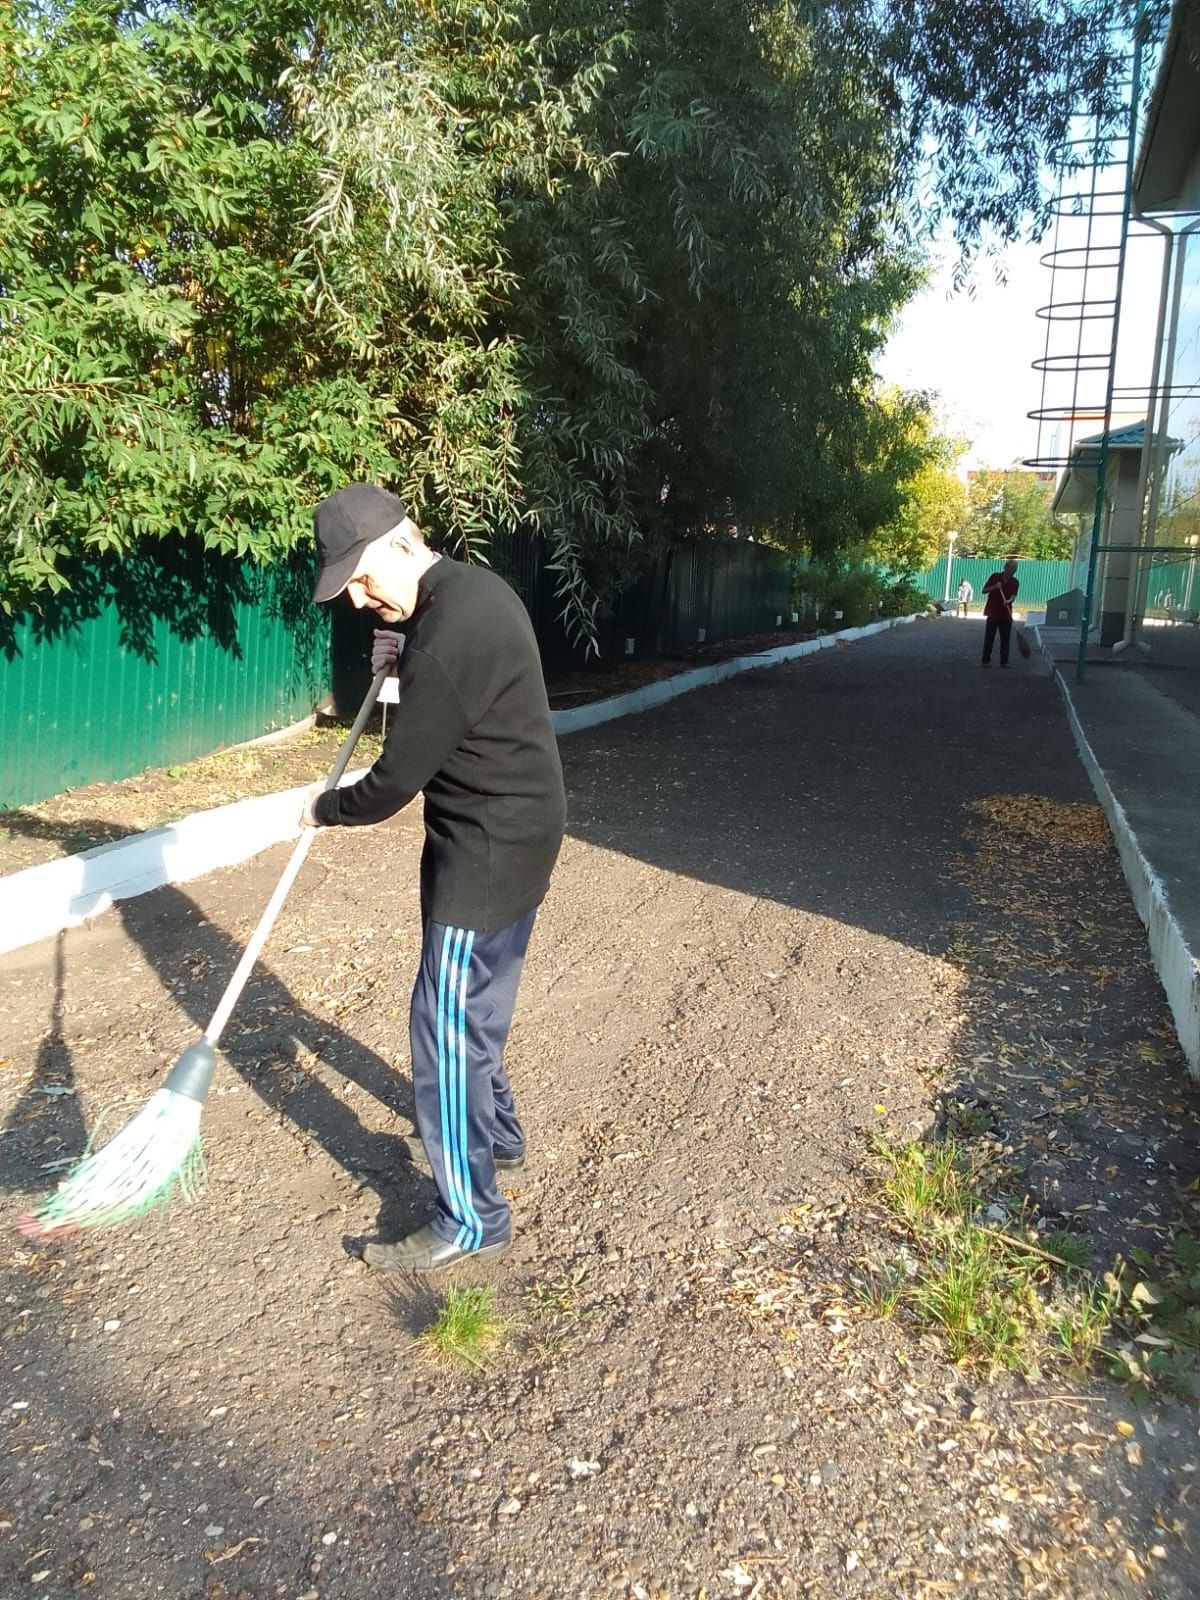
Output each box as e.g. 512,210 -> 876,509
418,1285 -> 512,1371
855,1264 -> 906,1318
522,1266 -> 594,1362
863,1136 -> 1087,1377
872,1134 -> 980,1227
1047,1282 -> 1120,1376
908,1226 -> 1036,1372
1042,1229 -> 1093,1271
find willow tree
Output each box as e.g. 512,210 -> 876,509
0,0 -> 621,629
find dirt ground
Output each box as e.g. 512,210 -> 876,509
0,621 -> 833,876
3,617 -> 1200,1600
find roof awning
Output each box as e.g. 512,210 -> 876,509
1051,425 -> 1145,515
1051,423 -> 1181,516
1134,0 -> 1200,214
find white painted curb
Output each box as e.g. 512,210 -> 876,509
551,614 -> 916,734
0,768 -> 365,957
1035,628 -> 1200,1075
0,614 -> 920,956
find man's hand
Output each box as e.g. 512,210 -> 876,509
299,782 -> 324,829
371,629 -> 405,676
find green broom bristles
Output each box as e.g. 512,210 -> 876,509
20,1040 -> 215,1238
19,1089 -> 207,1238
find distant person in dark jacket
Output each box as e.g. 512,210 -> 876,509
301,485 -> 567,1272
981,560 -> 1019,668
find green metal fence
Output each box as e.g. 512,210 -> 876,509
919,556 -> 1074,610
1,545 -> 329,809
500,531 -> 794,674
13,533 -> 1053,807
6,531 -> 799,803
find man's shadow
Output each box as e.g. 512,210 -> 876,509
3,815 -> 426,1245
1,931 -> 91,1190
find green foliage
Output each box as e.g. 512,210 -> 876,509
0,0 -> 608,625
875,1136 -> 981,1227
791,563 -> 877,628
866,1136 -> 1098,1379
0,0 -> 390,616
825,568 -> 883,629
1046,1280 -> 1120,1375
863,390 -> 968,579
865,1132 -> 1200,1397
877,576 -> 932,619
1042,1229 -> 1093,1271
792,561 -> 927,628
820,0 -> 1166,254
1103,1228 -> 1200,1402
961,470 -> 1071,561
1,0 -> 1153,644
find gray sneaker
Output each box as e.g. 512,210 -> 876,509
363,1223 -> 511,1273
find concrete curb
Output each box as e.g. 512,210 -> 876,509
0,613 -> 920,957
0,769 -> 370,957
551,613 -> 917,734
1034,627 -> 1200,1075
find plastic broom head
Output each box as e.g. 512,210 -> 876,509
18,1042 -> 215,1238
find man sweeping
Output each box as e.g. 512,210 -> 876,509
301,484 -> 566,1271
980,558 -> 1020,668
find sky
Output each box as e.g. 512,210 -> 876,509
876,223 -> 1169,474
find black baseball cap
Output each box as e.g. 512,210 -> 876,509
312,484 -> 408,602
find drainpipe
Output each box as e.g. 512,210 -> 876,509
1115,209 -> 1173,654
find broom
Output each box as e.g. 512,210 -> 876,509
19,669 -> 389,1238
992,581 -> 1032,661
1010,594 -> 1032,658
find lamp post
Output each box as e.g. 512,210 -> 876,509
943,530 -> 959,605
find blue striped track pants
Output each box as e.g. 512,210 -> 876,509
410,911 -> 535,1250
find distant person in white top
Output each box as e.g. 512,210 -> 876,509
956,578 -> 974,617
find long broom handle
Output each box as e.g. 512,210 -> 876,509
202,668 -> 390,1048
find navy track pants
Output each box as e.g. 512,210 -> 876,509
410,911 -> 535,1249
982,614 -> 1013,665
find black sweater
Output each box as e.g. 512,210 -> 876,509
313,558 -> 566,931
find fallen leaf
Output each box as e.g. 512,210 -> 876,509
206,1537 -> 263,1566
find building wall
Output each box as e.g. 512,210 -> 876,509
1154,227 -> 1200,587
1177,133 -> 1200,215
1098,451 -> 1148,643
